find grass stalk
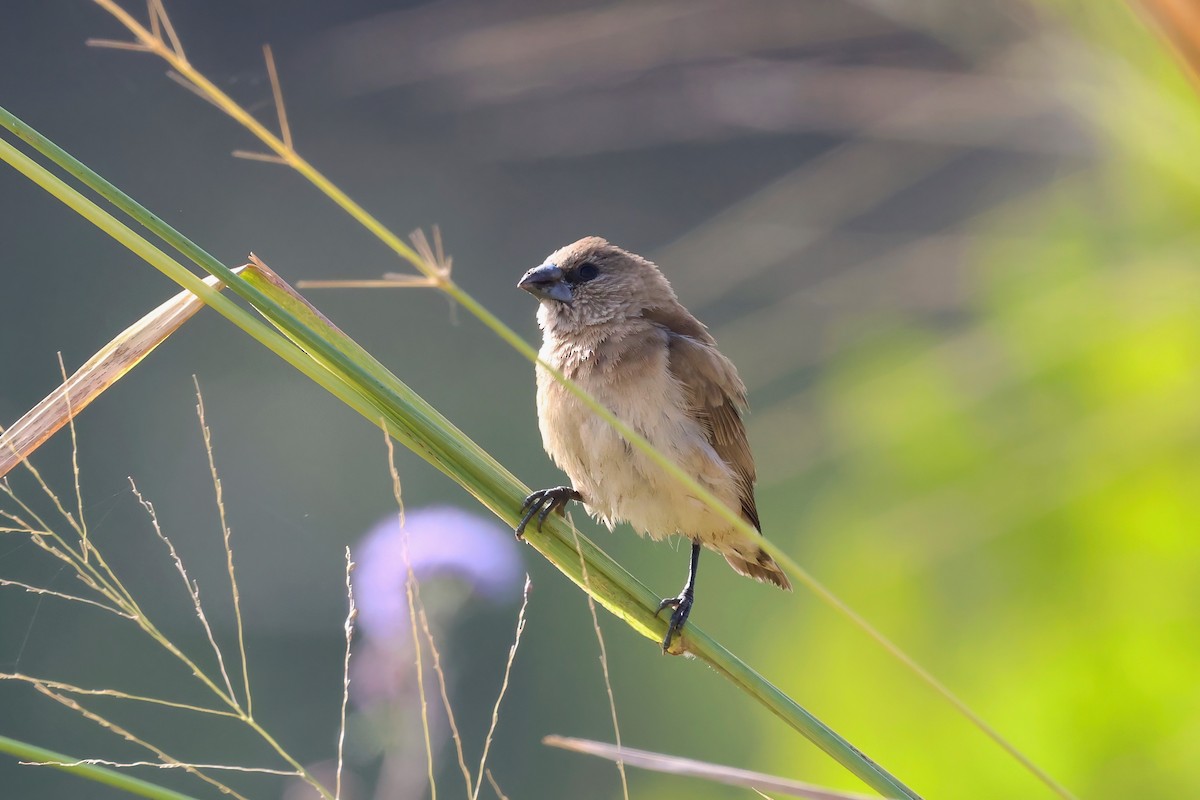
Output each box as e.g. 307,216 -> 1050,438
570,520 -> 630,800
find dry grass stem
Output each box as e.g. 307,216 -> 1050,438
84,38 -> 152,52
374,418 -> 479,797
336,547 -> 355,800
410,227 -> 453,281
414,591 -> 475,796
194,377 -> 253,714
405,527 -> 437,800
231,150 -> 288,165
147,0 -> 184,60
22,759 -> 298,775
229,44 -> 293,164
471,575 -> 531,800
569,519 -> 629,800
262,44 -> 292,150
542,736 -> 881,800
0,673 -> 236,717
484,769 -> 509,800
0,579 -> 128,617
296,277 -> 439,289
129,477 -> 237,706
56,354 -> 88,562
146,0 -> 160,39
383,429 -> 436,799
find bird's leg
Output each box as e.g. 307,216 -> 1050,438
515,486 -> 583,538
656,540 -> 701,652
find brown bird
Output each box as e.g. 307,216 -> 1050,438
516,236 -> 791,651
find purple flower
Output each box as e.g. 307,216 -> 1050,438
353,506 -> 522,643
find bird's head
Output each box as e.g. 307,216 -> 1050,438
518,237 -> 677,333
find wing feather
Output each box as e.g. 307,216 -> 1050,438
645,306 -> 761,530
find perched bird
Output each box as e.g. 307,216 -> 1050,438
516,237 -> 791,651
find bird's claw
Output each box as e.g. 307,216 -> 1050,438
515,486 -> 582,538
655,590 -> 694,653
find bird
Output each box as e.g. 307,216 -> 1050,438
515,236 -> 791,651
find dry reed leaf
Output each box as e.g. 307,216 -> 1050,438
0,268 -> 243,479
542,736 -> 882,800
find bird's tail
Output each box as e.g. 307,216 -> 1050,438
725,548 -> 792,591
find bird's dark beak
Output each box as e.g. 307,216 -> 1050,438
518,263 -> 572,304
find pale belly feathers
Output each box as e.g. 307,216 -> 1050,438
535,338 -> 749,554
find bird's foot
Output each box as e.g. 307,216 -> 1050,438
515,486 -> 582,538
655,589 -> 694,653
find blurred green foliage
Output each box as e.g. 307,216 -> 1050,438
745,6 -> 1200,797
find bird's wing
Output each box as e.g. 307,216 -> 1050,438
645,306 -> 761,530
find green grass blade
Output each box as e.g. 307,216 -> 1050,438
0,107 -> 920,800
0,735 -> 204,800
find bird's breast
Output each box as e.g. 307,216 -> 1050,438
535,331 -> 740,541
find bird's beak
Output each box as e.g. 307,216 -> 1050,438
518,263 -> 573,304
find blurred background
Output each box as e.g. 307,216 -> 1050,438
1,1 -> 1198,798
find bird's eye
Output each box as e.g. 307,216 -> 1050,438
576,262 -> 599,282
